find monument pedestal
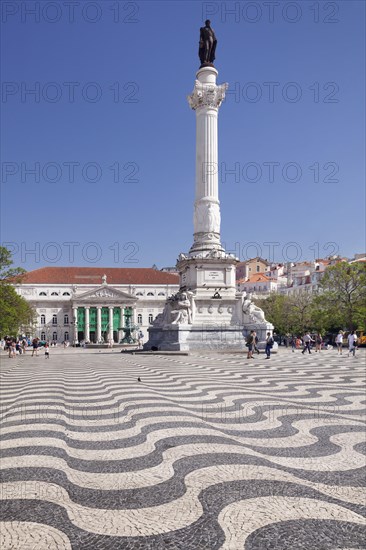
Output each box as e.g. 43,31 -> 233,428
145,252 -> 274,352
146,324 -> 246,352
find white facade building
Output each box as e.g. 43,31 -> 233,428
14,267 -> 179,345
283,260 -> 331,295
237,273 -> 278,297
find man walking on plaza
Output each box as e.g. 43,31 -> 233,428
31,337 -> 39,357
348,331 -> 357,357
246,331 -> 255,359
335,331 -> 344,354
254,332 -> 260,355
265,332 -> 274,359
302,332 -> 314,354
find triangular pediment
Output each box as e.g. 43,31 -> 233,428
73,285 -> 136,304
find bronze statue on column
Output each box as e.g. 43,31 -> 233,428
199,20 -> 217,67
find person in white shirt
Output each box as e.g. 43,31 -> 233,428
347,331 -> 357,357
302,332 -> 314,354
335,331 -> 344,354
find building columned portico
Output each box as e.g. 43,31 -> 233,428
72,285 -> 137,344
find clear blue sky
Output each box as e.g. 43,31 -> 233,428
1,0 -> 365,271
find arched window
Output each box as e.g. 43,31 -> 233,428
64,314 -> 69,325
39,292 -> 47,296
148,314 -> 154,324
147,292 -> 154,296
62,292 -> 71,296
41,332 -> 46,341
52,314 -> 57,325
136,292 -> 143,296
137,314 -> 142,324
52,332 -> 57,341
64,331 -> 69,341
51,292 -> 59,296
40,314 -> 46,325
158,292 -> 165,296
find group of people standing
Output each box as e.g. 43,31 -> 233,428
4,337 -> 28,358
3,337 -> 52,358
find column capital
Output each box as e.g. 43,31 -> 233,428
188,80 -> 228,111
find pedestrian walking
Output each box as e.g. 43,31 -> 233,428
335,331 -> 344,354
302,332 -> 314,354
8,341 -> 16,358
347,331 -> 357,357
31,337 -> 39,357
265,332 -> 274,359
246,331 -> 255,359
21,339 -> 27,354
290,336 -> 296,352
315,333 -> 323,352
44,342 -> 50,359
254,332 -> 260,355
138,330 -> 144,349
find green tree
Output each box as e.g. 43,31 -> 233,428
314,262 -> 366,330
0,246 -> 26,281
255,292 -> 322,335
0,246 -> 35,337
289,292 -> 314,334
254,294 -> 295,334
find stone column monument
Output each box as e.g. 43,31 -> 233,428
188,65 -> 227,257
145,22 -> 274,351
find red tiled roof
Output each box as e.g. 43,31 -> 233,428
245,273 -> 272,283
315,259 -> 331,264
17,267 -> 179,285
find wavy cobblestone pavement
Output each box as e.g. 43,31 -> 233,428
1,348 -> 365,549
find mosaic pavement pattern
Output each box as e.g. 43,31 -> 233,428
1,348 -> 365,549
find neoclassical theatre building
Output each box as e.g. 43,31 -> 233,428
15,267 -> 179,344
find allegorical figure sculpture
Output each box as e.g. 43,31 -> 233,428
242,293 -> 266,323
153,291 -> 195,326
170,291 -> 193,324
199,20 -> 217,67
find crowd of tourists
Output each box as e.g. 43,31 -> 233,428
244,330 -> 359,359
1,336 -> 53,358
1,329 -> 361,359
2,336 -> 29,358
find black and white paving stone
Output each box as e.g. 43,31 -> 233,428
1,348 -> 365,549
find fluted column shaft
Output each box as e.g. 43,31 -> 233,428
188,66 -> 228,255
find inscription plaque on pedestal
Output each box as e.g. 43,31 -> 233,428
205,270 -> 224,282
